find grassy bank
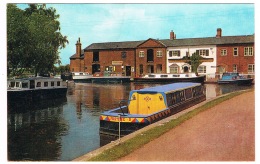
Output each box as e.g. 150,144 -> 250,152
87,89 -> 253,161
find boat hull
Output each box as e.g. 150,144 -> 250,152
217,78 -> 253,85
74,77 -> 131,83
99,94 -> 206,136
133,75 -> 205,84
7,88 -> 67,104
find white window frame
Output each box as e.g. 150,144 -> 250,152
221,49 -> 227,56
156,51 -> 163,57
169,50 -> 180,57
248,64 -> 255,73
244,47 -> 253,56
170,66 -> 178,73
139,51 -> 144,57
197,65 -> 206,73
233,64 -> 237,72
233,47 -> 238,56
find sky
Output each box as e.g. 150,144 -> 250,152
13,2 -> 255,65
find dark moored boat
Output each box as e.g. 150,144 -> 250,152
133,73 -> 205,83
7,77 -> 67,107
99,82 -> 206,136
217,72 -> 253,85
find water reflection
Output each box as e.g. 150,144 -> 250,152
7,82 -> 254,161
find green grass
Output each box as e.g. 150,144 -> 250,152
87,89 -> 253,161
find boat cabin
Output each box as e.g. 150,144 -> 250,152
100,82 -> 206,136
8,77 -> 64,90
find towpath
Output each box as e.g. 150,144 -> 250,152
118,90 -> 255,161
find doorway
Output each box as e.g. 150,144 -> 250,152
125,66 -> 131,76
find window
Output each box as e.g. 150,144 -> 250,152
156,64 -> 162,73
147,49 -> 154,62
139,64 -> 143,75
22,82 -> 28,88
220,49 -> 227,56
57,81 -> 61,86
93,51 -> 99,62
156,51 -> 163,57
51,81 -> 55,86
244,47 -> 253,56
196,49 -> 209,56
44,82 -> 48,87
233,64 -> 237,72
121,51 -> 127,58
15,82 -> 20,87
197,65 -> 206,73
233,48 -> 238,56
170,65 -> 178,73
248,64 -> 254,73
169,50 -> 180,57
36,82 -> 41,87
139,51 -> 144,57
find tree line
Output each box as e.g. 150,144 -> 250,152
7,4 -> 69,77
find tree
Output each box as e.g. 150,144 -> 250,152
7,4 -> 69,77
190,52 -> 202,74
184,52 -> 202,74
7,4 -> 30,76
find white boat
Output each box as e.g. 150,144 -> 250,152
133,73 -> 205,83
7,77 -> 67,104
72,72 -> 92,83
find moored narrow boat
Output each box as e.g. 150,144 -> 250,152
99,82 -> 206,136
7,77 -> 67,111
133,73 -> 205,84
217,72 -> 253,85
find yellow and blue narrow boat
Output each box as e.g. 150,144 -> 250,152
100,82 -> 206,136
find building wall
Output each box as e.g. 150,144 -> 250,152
166,45 -> 217,76
84,49 -> 136,76
135,39 -> 167,77
216,43 -> 255,74
70,58 -> 85,72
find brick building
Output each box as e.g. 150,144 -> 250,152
70,28 -> 254,77
215,28 -> 254,74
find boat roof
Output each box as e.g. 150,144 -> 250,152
131,82 -> 201,94
8,77 -> 62,81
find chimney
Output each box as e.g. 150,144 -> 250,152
76,37 -> 82,57
170,30 -> 175,40
216,28 -> 222,38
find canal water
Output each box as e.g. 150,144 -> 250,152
7,82 -> 253,161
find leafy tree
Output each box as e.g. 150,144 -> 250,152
7,4 -> 69,77
184,52 -> 202,74
190,52 -> 202,74
7,4 -> 30,76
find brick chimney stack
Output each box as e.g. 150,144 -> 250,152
76,37 -> 82,57
170,30 -> 176,40
216,28 -> 222,38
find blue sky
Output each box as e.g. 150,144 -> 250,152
15,3 -> 255,65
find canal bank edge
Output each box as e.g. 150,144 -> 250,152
73,89 -> 254,161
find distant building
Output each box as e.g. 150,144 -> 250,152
70,28 -> 254,77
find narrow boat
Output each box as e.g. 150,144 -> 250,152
7,77 -> 67,106
133,73 -> 205,84
99,82 -> 206,136
217,72 -> 253,85
72,72 -> 92,83
72,71 -> 131,83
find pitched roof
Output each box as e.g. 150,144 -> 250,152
84,40 -> 144,51
160,35 -> 254,47
71,35 -> 254,57
70,50 -> 84,59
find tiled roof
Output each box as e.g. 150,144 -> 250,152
70,50 -> 85,59
160,35 -> 254,47
84,40 -> 144,51
83,35 -> 253,51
